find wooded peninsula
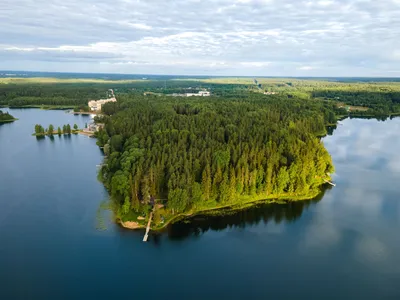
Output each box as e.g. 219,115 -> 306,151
0,110 -> 17,122
95,93 -> 336,229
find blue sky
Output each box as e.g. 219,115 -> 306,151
1,0 -> 400,76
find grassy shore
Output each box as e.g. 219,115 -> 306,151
120,186 -> 325,231
32,129 -> 81,136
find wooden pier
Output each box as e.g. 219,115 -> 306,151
143,212 -> 153,242
324,179 -> 336,187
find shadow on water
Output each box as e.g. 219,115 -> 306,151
326,125 -> 337,136
63,134 -> 72,143
35,135 -> 46,141
349,115 -> 400,122
164,187 -> 331,241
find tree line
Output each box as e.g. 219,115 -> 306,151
0,84 -> 109,107
0,110 -> 15,122
34,123 -> 79,136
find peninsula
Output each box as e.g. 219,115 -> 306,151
0,110 -> 17,123
96,92 -> 336,231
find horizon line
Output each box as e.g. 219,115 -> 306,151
1,70 -> 400,79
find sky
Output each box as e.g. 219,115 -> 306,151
1,0 -> 400,76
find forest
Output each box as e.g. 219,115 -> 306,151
0,110 -> 16,122
0,83 -> 108,107
95,93 -> 336,226
2,78 -> 400,119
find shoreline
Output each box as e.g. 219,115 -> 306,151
32,129 -> 89,136
119,187 -> 325,231
32,130 -> 94,137
67,110 -> 100,115
5,105 -> 75,110
0,118 -> 18,123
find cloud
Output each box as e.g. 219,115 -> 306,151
240,62 -> 271,67
355,236 -> 388,264
299,118 -> 400,268
297,66 -> 315,70
0,0 -> 400,75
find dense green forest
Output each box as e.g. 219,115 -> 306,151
312,90 -> 400,116
2,78 -> 400,118
95,93 -> 336,226
0,110 -> 16,122
0,84 -> 108,107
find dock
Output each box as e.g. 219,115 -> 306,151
143,211 -> 153,242
324,179 -> 336,187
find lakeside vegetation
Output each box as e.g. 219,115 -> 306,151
2,76 -> 400,118
33,123 -> 80,136
0,110 -> 17,122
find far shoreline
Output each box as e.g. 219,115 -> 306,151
0,118 -> 18,123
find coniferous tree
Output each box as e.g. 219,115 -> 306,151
48,124 -> 54,136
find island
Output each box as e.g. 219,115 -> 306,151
0,110 -> 17,123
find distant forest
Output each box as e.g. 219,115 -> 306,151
0,84 -> 106,107
1,77 -> 400,117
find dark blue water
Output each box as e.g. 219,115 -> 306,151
1,109 -> 400,299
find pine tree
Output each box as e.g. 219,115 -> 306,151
201,164 -> 211,201
48,124 -> 54,136
34,124 -> 42,135
228,167 -> 236,202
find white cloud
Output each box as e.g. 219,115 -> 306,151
0,0 -> 399,75
297,66 -> 315,70
117,22 -> 152,30
240,61 -> 271,67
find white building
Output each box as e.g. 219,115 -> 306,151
88,97 -> 117,111
185,90 -> 211,97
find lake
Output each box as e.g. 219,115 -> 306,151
1,109 -> 400,299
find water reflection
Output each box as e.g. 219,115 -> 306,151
326,125 -> 337,136
166,187 -> 330,240
35,135 -> 46,141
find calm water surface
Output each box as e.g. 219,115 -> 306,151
1,109 -> 400,299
